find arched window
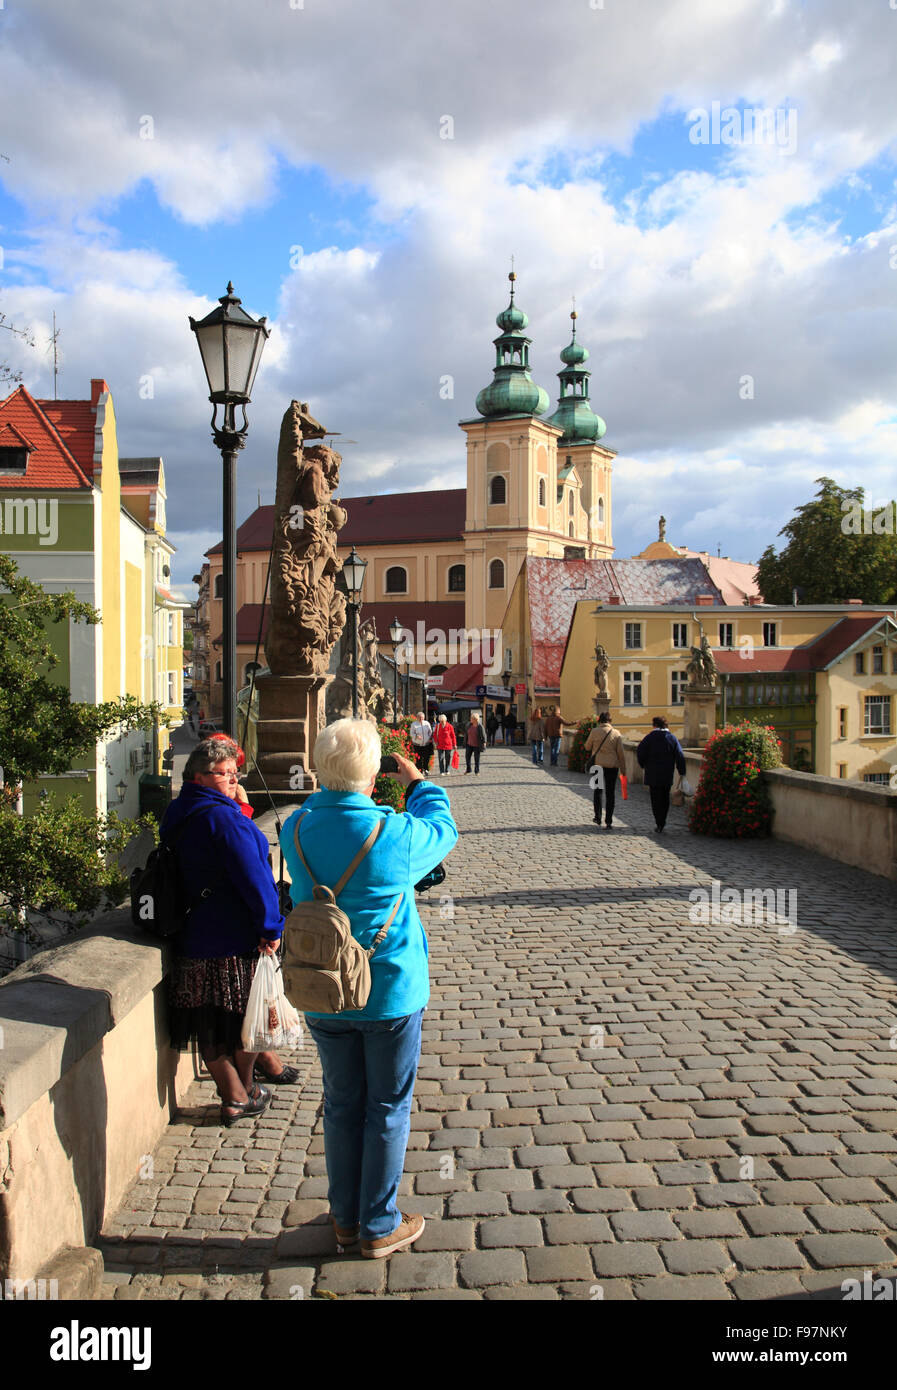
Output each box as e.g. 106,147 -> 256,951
568,490 -> 575,516
214,573 -> 224,599
447,564 -> 465,593
489,475 -> 506,505
385,566 -> 407,594
488,558 -> 505,589
569,522 -> 575,538
597,497 -> 604,523
538,477 -> 546,507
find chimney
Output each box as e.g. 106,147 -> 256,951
695,594 -> 714,606
847,598 -> 863,606
607,595 -> 621,606
748,596 -> 761,607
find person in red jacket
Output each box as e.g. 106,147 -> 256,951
433,713 -> 457,775
206,732 -> 299,1085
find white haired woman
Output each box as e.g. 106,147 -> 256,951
280,718 -> 458,1258
433,712 -> 457,774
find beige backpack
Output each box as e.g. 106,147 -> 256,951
281,811 -> 403,1014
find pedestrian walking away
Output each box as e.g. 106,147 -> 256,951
502,711 -> 517,746
583,712 -> 627,827
434,713 -> 457,774
280,719 -> 458,1258
636,716 -> 687,833
409,711 -> 434,776
485,711 -> 500,747
527,708 -> 546,765
464,712 -> 486,774
543,705 -> 568,767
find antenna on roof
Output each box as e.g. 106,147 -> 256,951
51,311 -> 60,399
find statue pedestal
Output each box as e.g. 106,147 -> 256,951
245,672 -> 332,810
592,693 -> 611,722
682,687 -> 717,748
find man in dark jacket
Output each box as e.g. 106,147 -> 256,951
636,717 -> 686,833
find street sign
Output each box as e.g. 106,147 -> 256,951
478,684 -> 512,699
515,683 -> 526,694
426,675 -> 443,686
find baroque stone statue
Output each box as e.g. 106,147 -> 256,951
659,515 -> 667,542
594,643 -> 609,695
686,632 -> 717,690
360,617 -> 387,718
265,400 -> 347,677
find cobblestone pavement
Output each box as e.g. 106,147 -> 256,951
98,748 -> 897,1300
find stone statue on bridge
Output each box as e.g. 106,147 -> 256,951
686,632 -> 717,690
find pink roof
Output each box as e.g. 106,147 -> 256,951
679,550 -> 760,605
528,556 -> 723,691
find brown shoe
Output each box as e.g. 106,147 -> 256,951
332,1217 -> 360,1251
361,1213 -> 425,1259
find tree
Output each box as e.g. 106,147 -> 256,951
756,477 -> 897,605
0,554 -> 163,950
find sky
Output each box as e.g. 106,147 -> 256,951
0,0 -> 895,599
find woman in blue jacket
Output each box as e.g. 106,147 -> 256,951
281,717 -> 458,1260
162,739 -> 284,1126
636,716 -> 687,833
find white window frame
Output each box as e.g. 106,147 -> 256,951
622,670 -> 643,706
672,622 -> 689,649
671,669 -> 688,705
719,622 -> 734,648
624,622 -> 642,650
864,695 -> 891,736
763,621 -> 777,647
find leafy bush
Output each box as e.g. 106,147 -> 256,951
567,717 -> 598,773
0,795 -> 154,941
687,722 -> 783,839
372,722 -> 415,813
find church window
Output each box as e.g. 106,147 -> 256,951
447,564 -> 465,593
538,477 -> 546,507
597,497 -> 604,523
489,475 -> 506,505
568,522 -> 575,537
214,573 -> 224,599
488,558 -> 505,589
385,566 -> 407,594
568,490 -> 575,516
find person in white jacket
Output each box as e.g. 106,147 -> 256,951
409,711 -> 434,776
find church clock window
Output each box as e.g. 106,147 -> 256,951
385,566 -> 407,594
489,475 -> 506,505
447,564 -> 465,593
488,558 -> 505,589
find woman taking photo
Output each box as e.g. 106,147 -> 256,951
281,718 -> 458,1258
163,738 -> 284,1126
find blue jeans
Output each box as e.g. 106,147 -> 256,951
531,739 -> 543,763
549,736 -> 561,765
306,1008 -> 423,1239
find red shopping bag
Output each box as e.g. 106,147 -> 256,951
451,749 -> 460,770
620,774 -> 628,800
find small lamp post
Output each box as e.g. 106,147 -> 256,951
189,283 -> 269,738
342,547 -> 368,718
116,780 -> 128,804
389,616 -> 403,728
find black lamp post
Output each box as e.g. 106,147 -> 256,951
342,547 -> 368,718
389,615 -> 403,728
189,283 -> 269,738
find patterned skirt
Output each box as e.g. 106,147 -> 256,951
168,953 -> 257,1056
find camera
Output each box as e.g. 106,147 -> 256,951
379,754 -> 399,775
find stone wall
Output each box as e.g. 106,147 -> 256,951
620,740 -> 897,881
0,913 -> 195,1284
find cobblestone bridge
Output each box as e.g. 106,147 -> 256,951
98,747 -> 897,1301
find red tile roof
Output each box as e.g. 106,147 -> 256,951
528,556 -> 724,691
207,491 -> 467,556
713,614 -> 894,674
434,660 -> 491,696
361,602 -> 467,644
0,386 -> 93,489
37,399 -> 98,479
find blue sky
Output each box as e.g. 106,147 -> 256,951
0,0 -> 895,595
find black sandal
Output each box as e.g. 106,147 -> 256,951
221,1083 -> 271,1127
253,1064 -> 300,1085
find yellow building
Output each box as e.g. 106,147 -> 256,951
559,599 -> 897,777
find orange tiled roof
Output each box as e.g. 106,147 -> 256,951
0,385 -> 93,489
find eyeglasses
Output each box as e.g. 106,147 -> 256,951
207,770 -> 239,781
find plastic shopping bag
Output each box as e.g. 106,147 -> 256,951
241,955 -> 303,1052
620,774 -> 628,801
680,776 -> 694,797
451,749 -> 460,770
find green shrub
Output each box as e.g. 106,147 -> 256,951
567,717 -> 598,773
688,721 -> 783,839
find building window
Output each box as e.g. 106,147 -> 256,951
872,645 -> 884,674
214,661 -> 222,683
214,574 -> 224,600
568,490 -> 575,516
538,477 -> 546,507
672,623 -> 689,649
671,670 -> 688,704
863,772 -> 891,784
504,647 -> 513,671
0,447 -> 28,473
864,696 -> 891,735
488,475 -> 506,505
838,764 -> 848,779
892,651 -> 897,675
167,612 -> 176,645
447,564 -> 465,593
166,671 -> 177,705
488,558 -> 505,589
568,522 -> 575,537
719,623 -> 734,648
624,623 -> 642,650
623,671 -> 643,706
385,566 -> 407,594
597,497 -> 604,524
855,651 -> 865,675
837,707 -> 847,739
763,622 -> 777,647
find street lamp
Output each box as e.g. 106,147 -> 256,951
189,282 -> 269,737
342,547 -> 368,718
389,616 -> 403,728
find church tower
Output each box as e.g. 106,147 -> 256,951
545,308 -> 615,558
460,276 -> 616,643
